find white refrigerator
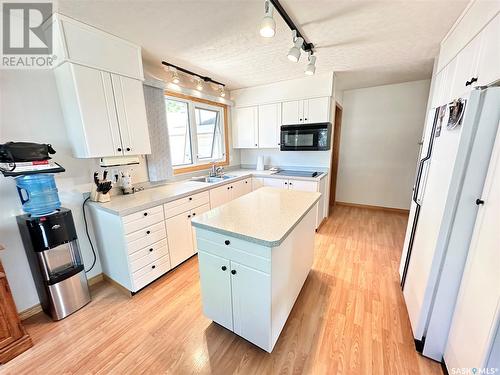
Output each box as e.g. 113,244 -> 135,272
399,87 -> 500,361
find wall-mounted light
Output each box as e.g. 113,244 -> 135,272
305,53 -> 316,75
260,0 -> 276,38
287,30 -> 303,62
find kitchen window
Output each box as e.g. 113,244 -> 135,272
165,94 -> 228,174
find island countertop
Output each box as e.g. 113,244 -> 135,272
191,187 -> 321,247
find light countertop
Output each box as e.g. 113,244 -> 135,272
89,169 -> 327,216
191,187 -> 321,247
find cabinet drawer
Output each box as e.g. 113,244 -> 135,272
125,222 -> 166,254
132,255 -> 171,291
164,191 -> 210,218
122,206 -> 164,234
197,238 -> 271,274
129,238 -> 169,272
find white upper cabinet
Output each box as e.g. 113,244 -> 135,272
258,103 -> 281,148
232,107 -> 258,149
451,34 -> 482,100
477,13 -> 500,87
55,64 -> 151,158
51,14 -> 143,80
281,97 -> 330,125
306,97 -> 331,123
111,74 -> 151,155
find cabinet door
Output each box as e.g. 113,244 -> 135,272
451,35 -> 482,99
281,100 -> 302,125
233,107 -> 258,148
69,64 -> 123,157
191,203 -> 211,253
287,179 -> 318,192
262,178 -> 287,189
305,97 -> 330,123
477,14 -> 500,87
0,272 -> 24,351
111,74 -> 151,155
252,177 -> 264,191
258,103 -> 280,148
231,179 -> 252,200
198,252 -> 233,331
209,184 -> 231,209
166,211 -> 194,268
231,261 -> 271,351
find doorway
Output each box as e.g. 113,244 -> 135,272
329,103 -> 343,212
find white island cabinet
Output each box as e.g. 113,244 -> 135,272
192,187 -> 321,352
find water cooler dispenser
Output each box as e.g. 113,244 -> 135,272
17,208 -> 91,320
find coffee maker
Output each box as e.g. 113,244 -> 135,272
17,208 -> 91,320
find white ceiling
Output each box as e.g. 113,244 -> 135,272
57,0 -> 468,91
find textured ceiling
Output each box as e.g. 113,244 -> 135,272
56,0 -> 468,90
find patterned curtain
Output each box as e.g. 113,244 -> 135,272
143,78 -> 173,181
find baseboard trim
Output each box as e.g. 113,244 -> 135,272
19,304 -> 43,321
19,273 -> 105,320
103,274 -> 132,297
335,201 -> 410,215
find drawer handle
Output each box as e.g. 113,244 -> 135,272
143,212 -> 148,216
152,265 -> 156,269
189,197 -> 193,201
146,230 -> 151,235
224,240 -> 230,245
465,77 -> 478,86
221,266 -> 227,271
149,248 -> 153,252
231,269 -> 236,275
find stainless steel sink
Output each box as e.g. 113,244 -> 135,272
191,175 -> 235,183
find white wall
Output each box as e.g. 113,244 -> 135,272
0,69 -> 148,312
336,79 -> 430,209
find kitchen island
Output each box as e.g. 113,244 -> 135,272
191,187 -> 321,352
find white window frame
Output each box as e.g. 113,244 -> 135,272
165,95 -> 226,170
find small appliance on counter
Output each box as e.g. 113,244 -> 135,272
256,156 -> 265,171
90,171 -> 113,202
17,208 -> 91,320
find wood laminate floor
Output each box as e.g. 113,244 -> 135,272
1,205 -> 443,375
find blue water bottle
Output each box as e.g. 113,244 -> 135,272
15,174 -> 61,216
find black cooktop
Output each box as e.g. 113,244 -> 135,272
274,170 -> 319,177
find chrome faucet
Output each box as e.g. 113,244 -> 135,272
209,163 -> 217,177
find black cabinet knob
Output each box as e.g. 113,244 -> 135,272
152,265 -> 156,269
117,147 -> 122,152
221,266 -> 227,271
224,240 -> 230,245
149,248 -> 153,252
192,212 -> 196,216
189,197 -> 192,201
299,118 -> 303,121
143,212 -> 148,216
231,270 -> 236,275
245,181 -> 248,184
227,186 -> 230,190
284,182 -> 288,185
126,147 -> 131,152
188,214 -> 191,218
255,144 -> 258,146
476,198 -> 485,205
230,186 -> 233,189
465,77 -> 479,86
146,230 -> 151,234
304,118 -> 308,121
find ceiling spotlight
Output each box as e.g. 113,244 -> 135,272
219,86 -> 226,97
287,30 -> 303,62
195,77 -> 204,91
260,0 -> 276,38
171,69 -> 180,84
305,54 -> 316,75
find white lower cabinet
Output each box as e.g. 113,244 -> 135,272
209,179 -> 252,208
198,252 -> 233,330
231,261 -> 271,349
166,211 -> 194,268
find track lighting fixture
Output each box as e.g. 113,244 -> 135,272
171,68 -> 180,84
305,53 -> 316,75
195,77 -> 204,91
219,86 -> 226,97
287,30 -> 303,62
260,0 -> 276,38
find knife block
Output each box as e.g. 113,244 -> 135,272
90,183 -> 111,203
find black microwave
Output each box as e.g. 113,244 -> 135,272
280,123 -> 332,151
